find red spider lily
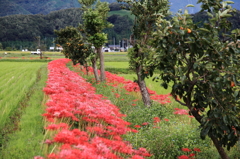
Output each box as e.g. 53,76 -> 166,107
153,117 -> 161,123
189,153 -> 195,157
134,125 -> 141,128
150,94 -> 171,104
132,99 -> 139,102
164,118 -> 169,121
131,155 -> 145,159
182,148 -> 191,152
178,155 -> 190,159
174,108 -> 189,115
34,156 -> 44,159
41,59 -> 151,158
77,65 -> 171,105
45,123 -> 69,130
193,148 -> 201,152
115,93 -> 121,98
142,122 -> 148,126
131,129 -> 139,133
44,139 -> 53,145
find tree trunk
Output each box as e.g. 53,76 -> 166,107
40,52 -> 42,59
209,134 -> 230,159
84,63 -> 89,76
136,66 -> 152,107
97,47 -> 106,82
91,57 -> 100,82
191,110 -> 230,159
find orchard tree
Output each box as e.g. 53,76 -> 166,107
54,26 -> 93,70
117,0 -> 170,107
152,1 -> 240,158
79,0 -> 113,82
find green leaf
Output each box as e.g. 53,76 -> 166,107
221,14 -> 232,18
186,4 -> 195,7
225,1 -> 234,4
216,77 -> 221,81
233,90 -> 239,97
223,115 -> 228,124
205,62 -> 214,71
222,2 -> 227,8
180,75 -> 186,83
200,124 -> 211,139
161,82 -> 168,89
198,28 -> 211,33
207,12 -> 213,18
231,29 -> 240,34
184,41 -> 194,44
220,9 -> 230,16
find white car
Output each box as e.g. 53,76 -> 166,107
31,49 -> 41,54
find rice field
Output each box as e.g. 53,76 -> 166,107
0,62 -> 47,132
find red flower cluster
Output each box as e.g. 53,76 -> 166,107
174,108 -> 189,115
74,65 -> 171,105
40,59 -> 152,159
153,117 -> 161,123
178,147 -> 201,159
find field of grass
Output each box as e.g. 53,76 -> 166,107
0,62 -> 47,158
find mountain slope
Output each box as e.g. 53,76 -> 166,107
0,0 -> 31,16
0,0 -> 239,17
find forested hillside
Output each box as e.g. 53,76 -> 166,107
0,0 -> 240,17
0,0 -> 116,16
0,7 -> 133,50
0,1 -> 240,50
0,8 -> 84,50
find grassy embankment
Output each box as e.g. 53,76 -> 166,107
72,52 -> 240,158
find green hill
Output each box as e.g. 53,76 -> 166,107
0,0 -> 115,17
1,0 -> 240,17
108,10 -> 134,20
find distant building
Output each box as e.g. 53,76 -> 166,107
49,46 -> 63,51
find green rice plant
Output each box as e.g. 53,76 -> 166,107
0,62 -> 46,147
0,65 -> 47,159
